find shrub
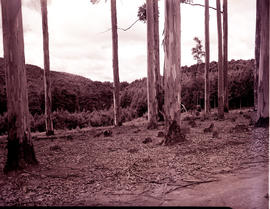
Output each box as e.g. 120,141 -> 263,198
31,113 -> 46,132
89,108 -> 114,127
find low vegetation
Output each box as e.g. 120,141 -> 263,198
0,58 -> 255,135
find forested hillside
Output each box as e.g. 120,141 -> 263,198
0,57 -> 114,115
0,58 -> 255,134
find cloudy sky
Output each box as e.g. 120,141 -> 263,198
0,0 -> 256,82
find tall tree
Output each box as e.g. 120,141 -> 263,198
138,1 -> 163,123
1,0 -> 38,173
256,0 -> 269,127
153,0 -> 163,122
163,0 -> 183,145
110,0 -> 121,126
223,0 -> 228,112
146,0 -> 158,129
216,0 -> 224,119
41,0 -> 54,135
254,0 -> 262,111
204,0 -> 210,115
90,0 -> 121,126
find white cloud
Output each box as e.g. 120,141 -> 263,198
0,0 -> 256,83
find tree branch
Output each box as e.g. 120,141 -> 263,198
182,2 -> 223,13
118,19 -> 140,31
100,18 -> 140,34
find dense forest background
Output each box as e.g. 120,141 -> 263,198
0,57 -> 254,134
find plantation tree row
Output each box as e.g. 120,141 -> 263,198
0,0 -> 269,172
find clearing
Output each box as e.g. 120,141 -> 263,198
0,108 -> 268,208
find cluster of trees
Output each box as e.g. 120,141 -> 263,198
0,58 -> 255,136
0,59 -> 114,115
0,0 -> 269,173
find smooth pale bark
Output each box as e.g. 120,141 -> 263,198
223,0 -> 229,112
1,0 -> 38,173
163,0 -> 183,145
153,0 -> 163,122
254,0 -> 262,111
146,0 -> 158,129
41,0 -> 54,135
111,0 -> 121,126
216,0 -> 224,119
204,0 -> 210,115
256,0 -> 269,126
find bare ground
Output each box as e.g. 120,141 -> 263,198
0,108 -> 268,207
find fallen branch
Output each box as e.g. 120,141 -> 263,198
133,172 -> 164,184
165,179 -> 218,194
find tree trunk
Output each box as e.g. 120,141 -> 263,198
1,0 -> 38,173
204,0 -> 210,115
146,0 -> 158,129
163,0 -> 184,145
256,0 -> 269,127
153,0 -> 163,122
41,0 -> 54,136
216,0 -> 224,119
223,0 -> 229,113
254,0 -> 262,111
110,0 -> 121,126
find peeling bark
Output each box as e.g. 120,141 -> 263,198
254,0 -> 262,111
256,0 -> 269,127
163,0 -> 184,145
146,0 -> 158,129
1,0 -> 38,173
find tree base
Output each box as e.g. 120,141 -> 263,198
255,117 -> 269,128
147,122 -> 158,130
46,130 -> 54,136
224,107 -> 229,113
163,120 -> 186,146
114,121 -> 122,127
4,136 -> 38,174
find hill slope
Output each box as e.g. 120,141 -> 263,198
0,57 -> 114,115
0,58 -> 255,116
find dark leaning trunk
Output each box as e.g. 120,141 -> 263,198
255,0 -> 269,128
1,0 -> 38,173
254,0 -> 261,111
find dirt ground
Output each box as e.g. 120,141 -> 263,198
0,108 -> 268,207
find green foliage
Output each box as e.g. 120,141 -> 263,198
0,58 -> 255,135
138,0 -> 193,23
181,59 -> 255,110
30,114 -> 46,133
137,3 -> 146,23
0,58 -> 114,115
192,37 -> 205,64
